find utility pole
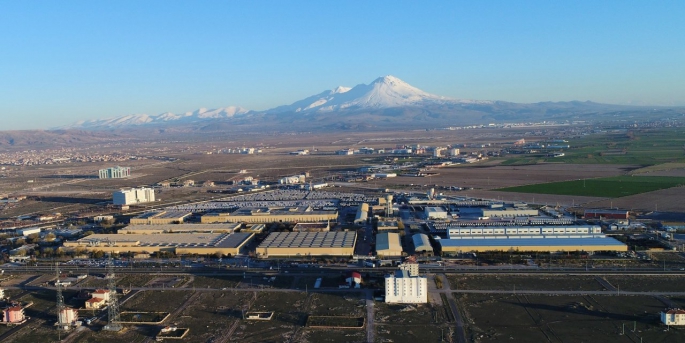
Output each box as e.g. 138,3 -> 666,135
55,263 -> 66,330
104,257 -> 122,331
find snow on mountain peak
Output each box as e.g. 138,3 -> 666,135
67,106 -> 251,129
373,75 -> 404,85
332,86 -> 351,94
65,75 -> 489,129
266,75 -> 460,114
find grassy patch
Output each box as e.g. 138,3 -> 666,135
502,127 -> 685,166
497,175 -> 685,198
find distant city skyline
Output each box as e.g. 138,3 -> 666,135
1,1 -> 684,130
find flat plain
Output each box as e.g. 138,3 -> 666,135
459,293 -> 684,343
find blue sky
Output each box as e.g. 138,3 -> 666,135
1,1 -> 684,130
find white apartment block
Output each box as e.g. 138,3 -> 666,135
113,187 -> 155,205
99,166 -> 130,179
385,270 -> 427,304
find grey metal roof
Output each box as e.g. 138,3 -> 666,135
376,232 -> 401,251
412,233 -> 433,251
439,237 -> 626,247
258,231 -> 356,248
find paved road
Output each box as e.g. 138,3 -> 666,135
365,289 -> 375,343
7,284 -> 685,297
439,273 -> 467,343
446,296 -> 466,343
595,276 -> 617,291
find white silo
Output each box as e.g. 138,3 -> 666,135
428,188 -> 435,200
385,194 -> 393,217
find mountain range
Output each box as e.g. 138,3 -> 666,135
64,75 -> 683,130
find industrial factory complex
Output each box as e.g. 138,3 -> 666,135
54,188 -> 635,258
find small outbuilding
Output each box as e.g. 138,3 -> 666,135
662,308 -> 685,326
345,271 -> 362,288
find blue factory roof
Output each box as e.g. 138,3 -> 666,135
439,237 -> 626,248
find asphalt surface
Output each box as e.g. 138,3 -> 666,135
365,289 -> 375,343
438,273 -> 467,343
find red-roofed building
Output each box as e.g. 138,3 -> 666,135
85,297 -> 106,309
345,271 -> 362,288
661,308 -> 685,326
91,289 -> 110,301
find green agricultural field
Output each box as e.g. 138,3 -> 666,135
498,175 -> 685,198
502,127 -> 685,165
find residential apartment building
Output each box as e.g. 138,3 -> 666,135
385,269 -> 427,304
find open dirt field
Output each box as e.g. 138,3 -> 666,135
374,301 -> 456,343
603,275 -> 685,292
458,293 -> 684,343
448,274 -> 606,291
376,163 -> 636,191
172,291 -> 252,342
122,290 -> 194,313
584,186 -> 685,212
234,291 -> 310,343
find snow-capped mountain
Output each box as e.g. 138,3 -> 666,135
267,75 -> 485,114
62,75 -> 652,130
70,106 -> 250,129
66,76 -> 488,129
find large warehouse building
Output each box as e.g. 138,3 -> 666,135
64,232 -> 253,256
129,211 -> 192,225
354,203 -> 369,224
425,207 -> 448,220
118,223 -> 240,234
439,237 -> 627,253
201,206 -> 338,224
584,209 -> 630,220
439,225 -> 627,253
412,234 -> 434,255
255,231 -> 356,257
376,232 -> 403,257
480,207 -> 539,218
